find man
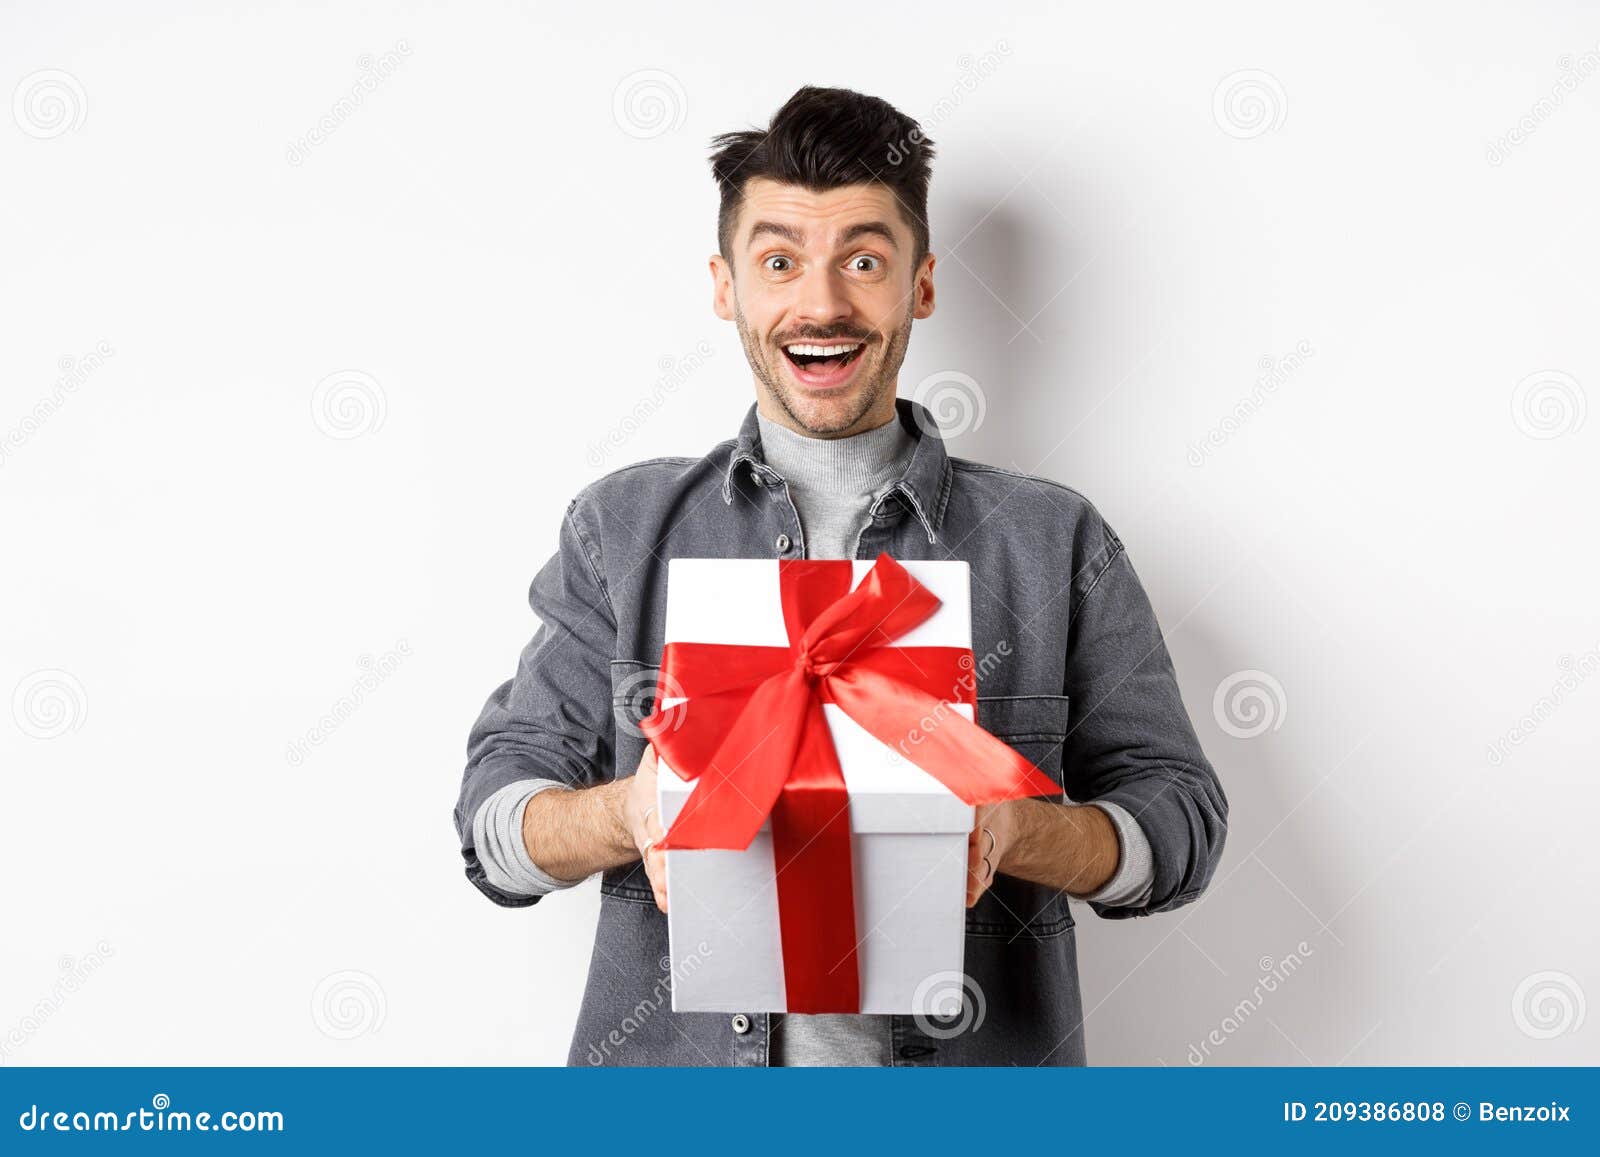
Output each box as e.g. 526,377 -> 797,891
454,86 -> 1226,1066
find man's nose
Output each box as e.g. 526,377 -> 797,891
792,266 -> 852,326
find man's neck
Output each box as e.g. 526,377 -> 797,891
753,405 -> 918,558
755,393 -> 899,440
754,407 -> 913,493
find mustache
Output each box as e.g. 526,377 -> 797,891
773,330 -> 873,345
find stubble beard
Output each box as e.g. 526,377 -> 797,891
734,303 -> 914,437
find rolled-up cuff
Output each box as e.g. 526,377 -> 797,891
1076,801 -> 1155,908
472,779 -> 587,898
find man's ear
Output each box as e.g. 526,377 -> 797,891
710,254 -> 735,321
912,252 -> 936,320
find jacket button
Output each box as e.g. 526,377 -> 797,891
775,534 -> 791,553
730,1014 -> 751,1034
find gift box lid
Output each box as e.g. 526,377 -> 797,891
655,558 -> 977,836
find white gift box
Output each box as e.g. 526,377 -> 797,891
656,557 -> 975,1015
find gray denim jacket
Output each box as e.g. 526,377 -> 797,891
454,399 -> 1227,1066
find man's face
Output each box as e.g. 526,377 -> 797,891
711,178 -> 935,437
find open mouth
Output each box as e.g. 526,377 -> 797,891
781,341 -> 867,389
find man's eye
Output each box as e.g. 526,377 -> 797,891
849,255 -> 882,273
764,255 -> 794,273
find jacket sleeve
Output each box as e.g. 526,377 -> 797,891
1061,517 -> 1228,918
453,496 -> 618,907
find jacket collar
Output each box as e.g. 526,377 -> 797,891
720,398 -> 953,543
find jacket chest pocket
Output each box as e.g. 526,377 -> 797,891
975,695 -> 1071,789
968,694 -> 1076,938
600,659 -> 663,900
609,659 -> 662,781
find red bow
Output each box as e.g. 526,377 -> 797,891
640,553 -> 1061,1013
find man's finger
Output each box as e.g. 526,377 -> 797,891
646,850 -> 669,912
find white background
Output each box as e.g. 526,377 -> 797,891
2,1 -> 1595,1067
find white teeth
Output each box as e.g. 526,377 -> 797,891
784,342 -> 862,357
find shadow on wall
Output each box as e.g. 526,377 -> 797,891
906,196 -> 1087,475
910,197 -> 1375,1065
1076,613 -> 1374,1066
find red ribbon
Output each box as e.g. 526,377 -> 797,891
640,552 -> 1061,1013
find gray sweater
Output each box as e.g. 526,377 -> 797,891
474,408 -> 1155,1065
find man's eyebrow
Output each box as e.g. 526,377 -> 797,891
745,220 -> 901,250
838,221 -> 899,249
746,221 -> 805,248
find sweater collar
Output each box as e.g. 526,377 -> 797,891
752,407 -> 914,500
721,398 -> 953,544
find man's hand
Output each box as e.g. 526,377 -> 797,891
622,745 -> 669,912
516,745 -> 669,902
967,797 -> 1123,904
966,801 -> 1016,907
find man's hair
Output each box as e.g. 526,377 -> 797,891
709,86 -> 935,268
